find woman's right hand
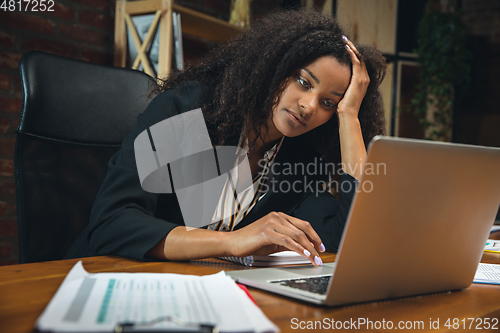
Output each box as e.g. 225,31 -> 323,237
226,212 -> 326,266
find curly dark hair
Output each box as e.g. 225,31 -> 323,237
158,9 -> 387,167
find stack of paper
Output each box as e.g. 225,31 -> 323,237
484,239 -> 500,253
36,261 -> 278,332
474,263 -> 500,285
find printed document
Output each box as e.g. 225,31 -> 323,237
36,261 -> 278,332
474,263 -> 500,285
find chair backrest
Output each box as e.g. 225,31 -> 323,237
15,51 -> 156,263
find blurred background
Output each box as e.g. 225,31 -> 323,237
0,0 -> 499,265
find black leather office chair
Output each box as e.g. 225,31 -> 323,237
15,51 -> 156,263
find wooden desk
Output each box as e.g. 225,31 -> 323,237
1,252 -> 500,333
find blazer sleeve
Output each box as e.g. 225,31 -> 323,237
291,172 -> 358,251
85,82 -> 206,260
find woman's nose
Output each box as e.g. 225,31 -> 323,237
299,95 -> 318,116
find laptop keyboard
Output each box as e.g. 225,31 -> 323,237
271,275 -> 331,295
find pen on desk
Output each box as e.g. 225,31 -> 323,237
484,249 -> 500,254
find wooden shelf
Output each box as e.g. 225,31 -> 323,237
172,3 -> 242,43
114,0 -> 242,78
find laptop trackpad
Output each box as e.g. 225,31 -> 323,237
273,262 -> 336,278
227,263 -> 336,284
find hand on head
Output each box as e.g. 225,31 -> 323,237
337,36 -> 371,119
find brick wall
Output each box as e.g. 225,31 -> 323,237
0,0 -> 282,266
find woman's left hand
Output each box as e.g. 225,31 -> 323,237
336,38 -> 370,119
335,37 -> 369,180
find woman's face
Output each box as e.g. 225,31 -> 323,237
269,55 -> 351,139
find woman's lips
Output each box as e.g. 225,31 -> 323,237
285,109 -> 306,126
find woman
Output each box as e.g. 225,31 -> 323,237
66,10 -> 386,266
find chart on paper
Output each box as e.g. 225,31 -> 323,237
36,261 -> 278,332
70,277 -> 219,326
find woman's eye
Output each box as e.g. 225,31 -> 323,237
297,77 -> 309,89
323,100 -> 336,108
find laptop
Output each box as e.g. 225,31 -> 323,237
227,136 -> 500,306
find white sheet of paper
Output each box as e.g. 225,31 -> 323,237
473,263 -> 500,285
268,251 -> 302,258
484,239 -> 500,251
490,225 -> 500,233
36,261 -> 278,332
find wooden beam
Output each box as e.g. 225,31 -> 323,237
132,10 -> 162,70
125,0 -> 163,15
158,0 -> 173,78
125,13 -> 155,76
114,0 -> 127,68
